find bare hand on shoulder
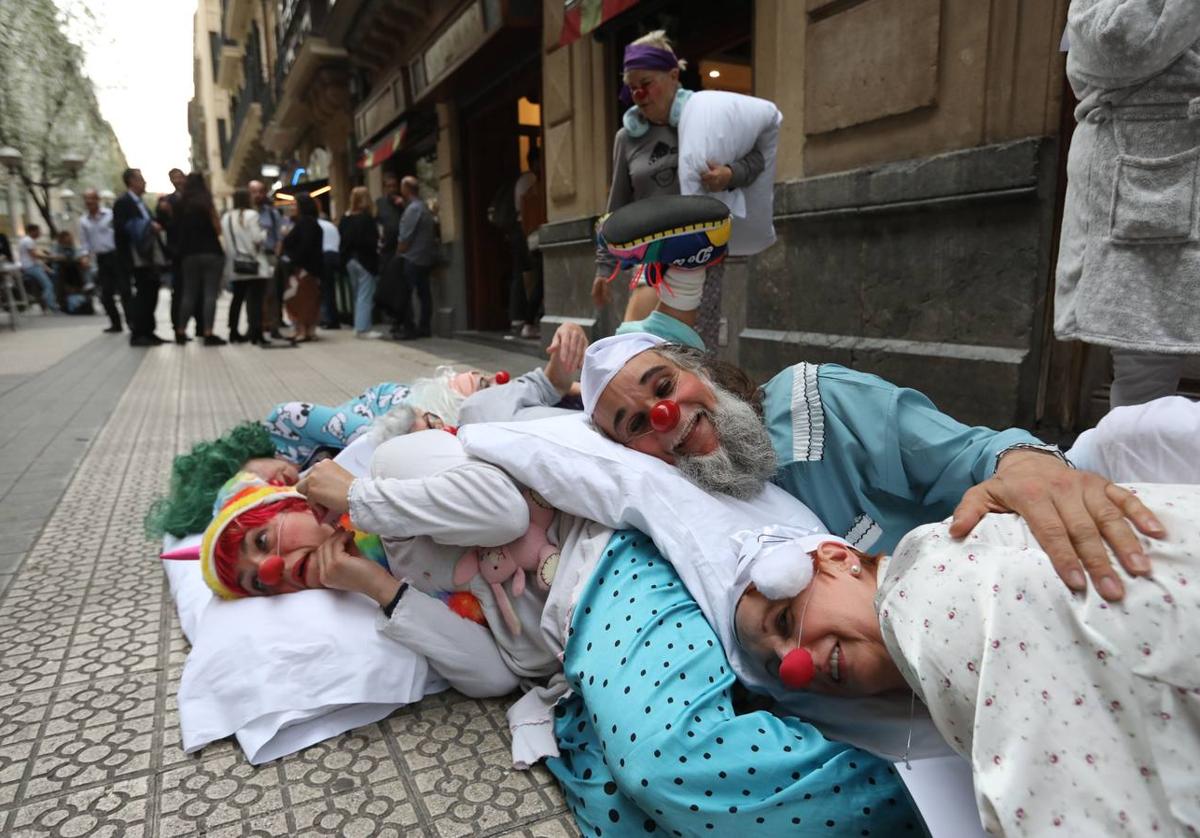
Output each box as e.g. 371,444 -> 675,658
950,451 -> 1164,601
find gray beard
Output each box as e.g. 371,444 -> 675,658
675,385 -> 777,500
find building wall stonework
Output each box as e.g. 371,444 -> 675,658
537,0 -> 1071,428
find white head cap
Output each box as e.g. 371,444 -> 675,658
580,332 -> 667,418
725,526 -> 852,695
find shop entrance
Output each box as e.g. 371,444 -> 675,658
460,60 -> 542,333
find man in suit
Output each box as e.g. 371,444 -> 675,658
113,168 -> 167,346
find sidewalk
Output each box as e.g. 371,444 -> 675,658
0,310 -> 579,837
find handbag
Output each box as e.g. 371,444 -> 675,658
224,213 -> 260,276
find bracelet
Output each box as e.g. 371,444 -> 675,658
382,581 -> 409,618
994,442 -> 1074,475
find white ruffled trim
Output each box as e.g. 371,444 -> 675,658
844,514 -> 882,552
790,362 -> 825,462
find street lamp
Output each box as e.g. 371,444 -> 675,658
0,146 -> 23,236
0,147 -> 88,235
59,187 -> 76,221
59,153 -> 86,180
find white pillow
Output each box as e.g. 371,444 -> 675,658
164,434 -> 446,764
458,414 -> 951,763
177,577 -> 443,764
678,90 -> 783,256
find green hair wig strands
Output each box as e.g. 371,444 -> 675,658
144,422 -> 277,539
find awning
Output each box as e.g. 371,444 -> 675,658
559,0 -> 640,48
357,123 -> 408,169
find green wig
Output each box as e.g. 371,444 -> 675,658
145,422 -> 276,539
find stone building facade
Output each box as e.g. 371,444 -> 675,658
540,0 -> 1075,429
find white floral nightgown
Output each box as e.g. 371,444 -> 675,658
878,484 -> 1200,836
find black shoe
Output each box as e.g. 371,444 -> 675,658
130,335 -> 158,347
203,335 -> 227,347
269,329 -> 285,340
395,328 -> 419,341
320,321 -> 341,330
103,325 -> 123,334
174,333 -> 188,345
148,334 -> 168,345
229,331 -> 246,344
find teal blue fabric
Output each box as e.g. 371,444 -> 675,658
617,309 -> 706,350
546,530 -> 921,837
762,364 -> 1041,554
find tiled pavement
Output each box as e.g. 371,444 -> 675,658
0,309 -> 581,837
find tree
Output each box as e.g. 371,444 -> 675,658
0,0 -> 127,234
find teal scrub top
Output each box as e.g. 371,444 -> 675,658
761,362 -> 1043,553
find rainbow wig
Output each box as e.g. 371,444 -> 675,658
145,422 -> 277,539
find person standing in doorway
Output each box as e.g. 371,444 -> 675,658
281,193 -> 324,342
1055,1 -> 1200,409
79,188 -> 127,333
113,168 -> 167,346
375,171 -> 405,333
393,175 -> 437,340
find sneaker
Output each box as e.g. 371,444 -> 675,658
203,335 -> 227,347
520,324 -> 540,339
356,330 -> 384,340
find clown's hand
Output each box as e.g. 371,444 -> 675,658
949,450 -> 1164,602
296,459 -> 354,517
311,530 -> 401,606
545,322 -> 588,394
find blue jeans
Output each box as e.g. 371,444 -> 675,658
22,264 -> 58,311
346,258 -> 377,333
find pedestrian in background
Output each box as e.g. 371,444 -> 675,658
249,179 -> 285,340
281,192 -> 323,342
17,224 -> 59,313
222,187 -> 269,346
393,175 -> 437,340
375,171 -> 405,335
113,167 -> 167,346
174,172 -> 226,346
79,188 -> 127,333
1056,0 -> 1200,410
317,207 -> 341,330
339,185 -> 383,339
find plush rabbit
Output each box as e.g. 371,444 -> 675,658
453,489 -> 560,636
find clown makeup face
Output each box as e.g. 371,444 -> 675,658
234,507 -> 335,596
593,350 -> 776,499
242,457 -> 300,487
734,542 -> 905,697
449,370 -> 495,397
624,68 -> 680,125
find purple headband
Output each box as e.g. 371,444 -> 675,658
623,44 -> 679,74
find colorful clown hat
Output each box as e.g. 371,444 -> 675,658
200,482 -> 305,599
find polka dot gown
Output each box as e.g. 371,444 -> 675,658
879,484 -> 1200,835
545,531 -> 921,836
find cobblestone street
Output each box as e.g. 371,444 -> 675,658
0,308 -> 580,837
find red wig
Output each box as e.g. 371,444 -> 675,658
212,497 -> 315,595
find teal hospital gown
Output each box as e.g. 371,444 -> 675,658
762,362 -> 1045,554
548,531 -> 919,836
263,382 -> 410,464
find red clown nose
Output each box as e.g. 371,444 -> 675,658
494,370 -> 511,385
779,647 -> 815,689
649,400 -> 681,433
258,554 -> 285,588
443,426 -> 458,436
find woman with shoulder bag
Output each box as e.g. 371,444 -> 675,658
223,188 -> 270,346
